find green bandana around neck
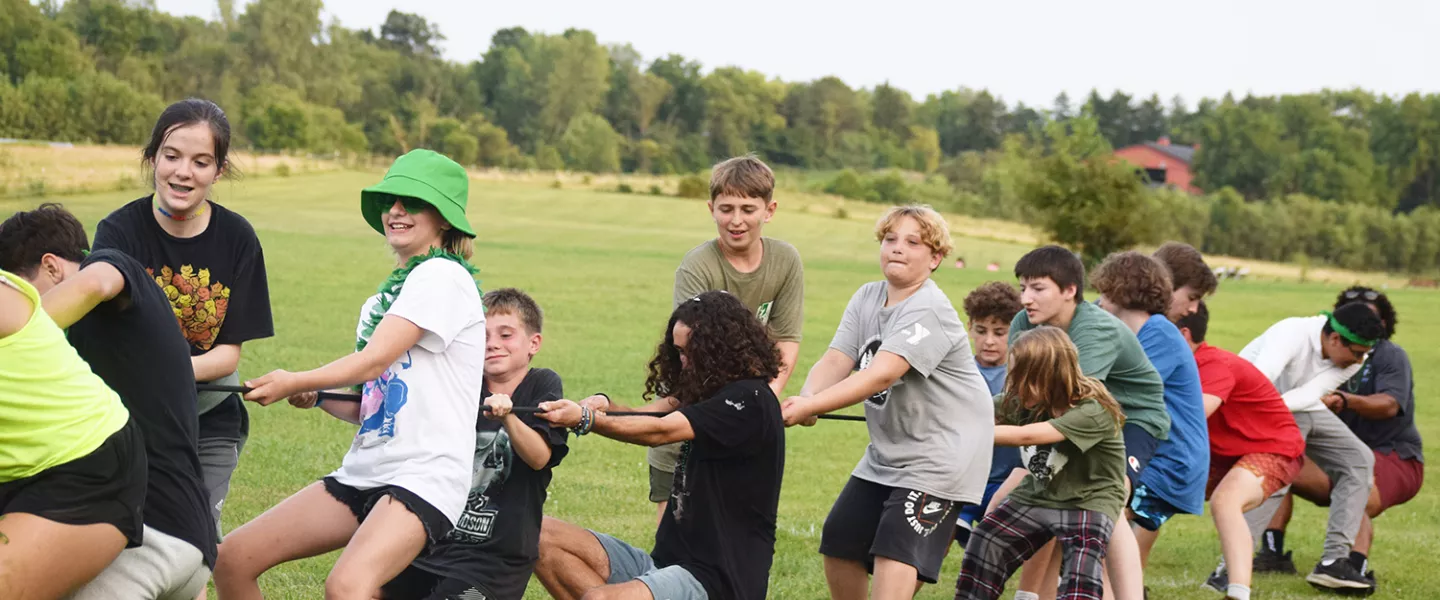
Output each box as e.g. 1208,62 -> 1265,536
355,247 -> 482,360
1319,310 -> 1376,347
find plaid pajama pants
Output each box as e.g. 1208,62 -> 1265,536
954,499 -> 1114,600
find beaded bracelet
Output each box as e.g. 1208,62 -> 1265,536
574,405 -> 594,436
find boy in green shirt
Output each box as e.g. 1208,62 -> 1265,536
647,155 -> 804,520
1004,245 -> 1168,600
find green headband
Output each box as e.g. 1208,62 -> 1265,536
1320,311 -> 1376,346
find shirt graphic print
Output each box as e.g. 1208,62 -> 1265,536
357,351 -> 412,443
859,338 -> 889,407
149,264 -> 232,351
451,427 -> 512,543
1021,443 -> 1070,487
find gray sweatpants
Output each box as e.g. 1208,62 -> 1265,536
198,435 -> 247,541
1244,410 -> 1374,562
65,525 -> 210,600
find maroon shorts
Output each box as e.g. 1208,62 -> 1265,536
1206,453 -> 1304,499
1373,450 -> 1424,511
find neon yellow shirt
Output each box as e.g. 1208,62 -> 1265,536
0,270 -> 129,482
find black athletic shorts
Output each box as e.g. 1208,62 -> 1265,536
0,417 -> 147,547
1121,422 -> 1161,490
818,476 -> 961,584
381,564 -> 491,600
322,477 -> 453,548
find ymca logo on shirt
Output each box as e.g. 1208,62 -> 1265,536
858,339 -> 890,407
755,301 -> 773,325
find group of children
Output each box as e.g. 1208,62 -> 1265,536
0,97 -> 1423,600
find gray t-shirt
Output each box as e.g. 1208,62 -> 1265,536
829,280 -> 994,502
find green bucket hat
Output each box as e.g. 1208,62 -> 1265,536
361,149 -> 475,237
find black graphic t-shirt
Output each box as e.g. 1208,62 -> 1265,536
411,368 -> 569,598
93,196 -> 273,440
654,378 -> 785,600
65,249 -> 217,567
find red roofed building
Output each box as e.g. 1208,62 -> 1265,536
1114,137 -> 1202,194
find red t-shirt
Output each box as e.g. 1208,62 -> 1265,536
1194,343 -> 1305,459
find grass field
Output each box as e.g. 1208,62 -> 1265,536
3,171 -> 1436,599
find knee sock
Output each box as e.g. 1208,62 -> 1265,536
1226,583 -> 1251,600
1014,592 -> 1040,600
1349,550 -> 1369,573
1261,529 -> 1286,553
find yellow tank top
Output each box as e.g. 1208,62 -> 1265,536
0,270 -> 129,482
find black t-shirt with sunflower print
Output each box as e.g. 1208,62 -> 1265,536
94,195 -> 274,439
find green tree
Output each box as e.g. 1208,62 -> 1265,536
1017,117 -> 1158,265
872,82 -> 913,139
534,30 -> 611,142
560,113 -> 622,172
1191,100 -> 1287,200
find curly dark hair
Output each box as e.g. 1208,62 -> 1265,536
1334,286 -> 1396,339
963,281 -> 1023,324
644,290 -> 782,407
0,203 -> 90,277
1090,251 -> 1172,316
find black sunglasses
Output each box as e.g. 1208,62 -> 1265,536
371,195 -> 431,213
1344,289 -> 1379,301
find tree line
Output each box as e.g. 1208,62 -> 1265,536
4,0 -> 1440,273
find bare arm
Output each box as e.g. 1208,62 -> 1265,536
0,283 -> 32,338
588,394 -> 679,414
1333,391 -> 1400,420
994,422 -> 1066,446
39,262 -> 125,329
485,394 -> 553,470
1203,393 -> 1224,417
784,351 -> 907,424
243,314 -> 425,405
320,396 -> 362,424
799,349 -> 858,397
770,341 -> 801,397
538,399 -> 695,447
193,344 -> 242,382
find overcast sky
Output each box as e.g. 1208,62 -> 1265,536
153,0 -> 1440,109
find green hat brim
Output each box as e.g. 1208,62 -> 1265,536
360,175 -> 476,237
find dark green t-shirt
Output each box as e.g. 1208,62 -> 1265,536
1005,398 -> 1128,520
1010,302 -> 1170,440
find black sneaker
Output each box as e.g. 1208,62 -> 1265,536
1254,548 -> 1298,574
1204,563 -> 1229,592
1306,558 -> 1377,595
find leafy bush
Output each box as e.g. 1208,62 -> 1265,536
676,173 -> 708,199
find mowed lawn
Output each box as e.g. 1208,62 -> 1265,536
5,171 -> 1438,599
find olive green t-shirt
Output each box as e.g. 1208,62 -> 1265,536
1005,398 -> 1128,521
1010,302 -> 1170,440
649,237 -> 805,473
672,238 -> 804,342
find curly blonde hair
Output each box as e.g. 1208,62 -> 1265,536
874,205 -> 954,266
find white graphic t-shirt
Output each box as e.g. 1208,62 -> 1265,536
330,258 -> 486,525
